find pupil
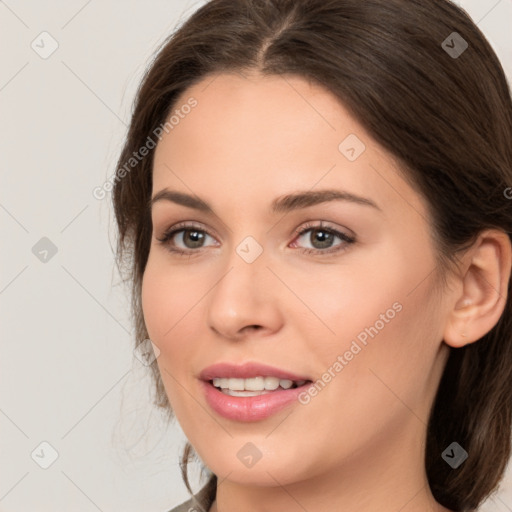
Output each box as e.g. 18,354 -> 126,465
311,229 -> 333,249
185,230 -> 204,248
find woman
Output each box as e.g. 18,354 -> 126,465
112,0 -> 512,511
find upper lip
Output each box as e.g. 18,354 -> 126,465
199,362 -> 312,382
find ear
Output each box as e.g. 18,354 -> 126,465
443,229 -> 512,348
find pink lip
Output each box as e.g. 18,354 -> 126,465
199,361 -> 311,381
200,380 -> 312,422
198,362 -> 313,422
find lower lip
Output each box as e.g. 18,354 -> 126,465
201,380 -> 311,422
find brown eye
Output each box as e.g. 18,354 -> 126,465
301,228 -> 337,249
175,229 -> 207,249
156,222 -> 218,255
291,222 -> 356,256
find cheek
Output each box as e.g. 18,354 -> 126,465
316,280 -> 440,430
140,261 -> 202,414
141,254 -> 204,343
141,257 -> 202,413
296,238 -> 440,401
292,252 -> 404,358
141,263 -> 171,342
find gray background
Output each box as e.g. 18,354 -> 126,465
1,0 -> 511,510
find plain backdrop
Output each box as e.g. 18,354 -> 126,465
1,1 -> 512,510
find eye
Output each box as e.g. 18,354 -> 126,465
156,220 -> 355,257
290,221 -> 355,255
156,222 -> 218,255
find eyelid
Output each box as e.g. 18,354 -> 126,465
291,219 -> 354,239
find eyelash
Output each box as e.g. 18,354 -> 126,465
156,220 -> 356,258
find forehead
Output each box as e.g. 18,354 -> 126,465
161,71 -> 359,154
151,72 -> 428,222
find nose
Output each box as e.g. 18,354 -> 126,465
206,246 -> 284,341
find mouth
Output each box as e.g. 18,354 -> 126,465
201,377 -> 314,421
209,376 -> 312,397
199,362 -> 314,420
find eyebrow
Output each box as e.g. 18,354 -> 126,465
149,188 -> 382,214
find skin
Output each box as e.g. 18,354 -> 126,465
141,71 -> 511,512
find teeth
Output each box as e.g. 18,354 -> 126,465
264,377 -> 280,390
279,379 -> 293,390
222,389 -> 272,397
244,376 -> 265,390
212,376 -> 307,392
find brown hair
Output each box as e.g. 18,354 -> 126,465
112,1 -> 512,510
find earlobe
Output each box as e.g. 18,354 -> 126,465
443,229 -> 512,349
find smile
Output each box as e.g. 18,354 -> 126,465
211,376 -> 308,396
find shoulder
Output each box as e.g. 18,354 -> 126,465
165,482 -> 215,512
166,495 -> 196,512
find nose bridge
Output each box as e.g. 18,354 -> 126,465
206,232 -> 282,337
215,233 -> 268,304
234,234 -> 266,266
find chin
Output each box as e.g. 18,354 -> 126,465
200,446 -> 310,487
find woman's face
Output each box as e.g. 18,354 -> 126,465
142,72 -> 452,491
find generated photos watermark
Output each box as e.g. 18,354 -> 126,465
298,301 -> 403,405
92,97 -> 198,200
